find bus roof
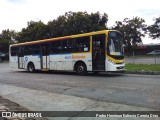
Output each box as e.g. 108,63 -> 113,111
10,30 -> 118,47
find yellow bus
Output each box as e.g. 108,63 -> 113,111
9,30 -> 125,75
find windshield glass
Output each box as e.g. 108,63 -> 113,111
108,31 -> 124,57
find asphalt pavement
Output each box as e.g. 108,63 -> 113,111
0,62 -> 160,120
0,84 -> 158,120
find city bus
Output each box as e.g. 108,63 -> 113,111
9,30 -> 125,75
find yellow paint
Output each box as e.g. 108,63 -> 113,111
90,36 -> 92,53
11,36 -> 71,47
106,55 -> 124,63
11,30 -> 117,47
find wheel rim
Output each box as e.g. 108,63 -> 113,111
29,65 -> 33,72
78,65 -> 84,73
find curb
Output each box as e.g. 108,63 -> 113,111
125,71 -> 160,75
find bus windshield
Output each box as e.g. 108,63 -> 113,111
108,31 -> 124,57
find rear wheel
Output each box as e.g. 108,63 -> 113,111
76,63 -> 87,75
28,63 -> 35,72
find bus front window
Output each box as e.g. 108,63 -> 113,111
108,31 -> 124,59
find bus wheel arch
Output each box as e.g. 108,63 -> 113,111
27,62 -> 35,73
74,61 -> 87,75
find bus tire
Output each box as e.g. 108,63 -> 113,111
76,63 -> 87,75
28,63 -> 35,73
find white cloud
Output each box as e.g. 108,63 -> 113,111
0,0 -> 160,44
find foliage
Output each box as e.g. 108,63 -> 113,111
15,11 -> 108,42
47,15 -> 68,37
147,17 -> 160,39
113,17 -> 147,52
17,21 -> 48,43
1,11 -> 160,54
0,29 -> 18,53
47,11 -> 108,38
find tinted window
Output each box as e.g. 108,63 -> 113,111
32,44 -> 40,54
24,45 -> 32,55
74,36 -> 90,52
61,39 -> 75,53
11,46 -> 18,56
50,37 -> 90,54
50,41 -> 61,54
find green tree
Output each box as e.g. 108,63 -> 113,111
148,17 -> 160,39
16,11 -> 108,42
46,11 -> 108,37
0,29 -> 18,53
65,11 -> 91,35
113,17 -> 147,54
17,21 -> 47,42
65,11 -> 108,35
47,15 -> 67,38
89,12 -> 108,31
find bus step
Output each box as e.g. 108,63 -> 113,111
42,68 -> 49,71
97,65 -> 105,69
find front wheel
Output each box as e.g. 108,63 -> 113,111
76,63 -> 87,75
28,63 -> 35,73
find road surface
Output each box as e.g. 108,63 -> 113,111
0,63 -> 160,111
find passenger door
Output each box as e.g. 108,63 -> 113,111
18,46 -> 24,69
41,43 -> 50,70
92,34 -> 106,71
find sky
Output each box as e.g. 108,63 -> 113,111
0,0 -> 160,44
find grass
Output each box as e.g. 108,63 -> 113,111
125,63 -> 160,72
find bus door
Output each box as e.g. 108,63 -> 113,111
41,43 -> 50,70
18,46 -> 24,69
92,34 -> 106,71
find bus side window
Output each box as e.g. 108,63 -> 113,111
32,44 -> 40,55
67,39 -> 75,52
61,40 -> 68,53
24,45 -> 32,55
61,39 -> 75,53
50,40 -> 61,54
11,47 -> 18,56
75,36 -> 90,52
